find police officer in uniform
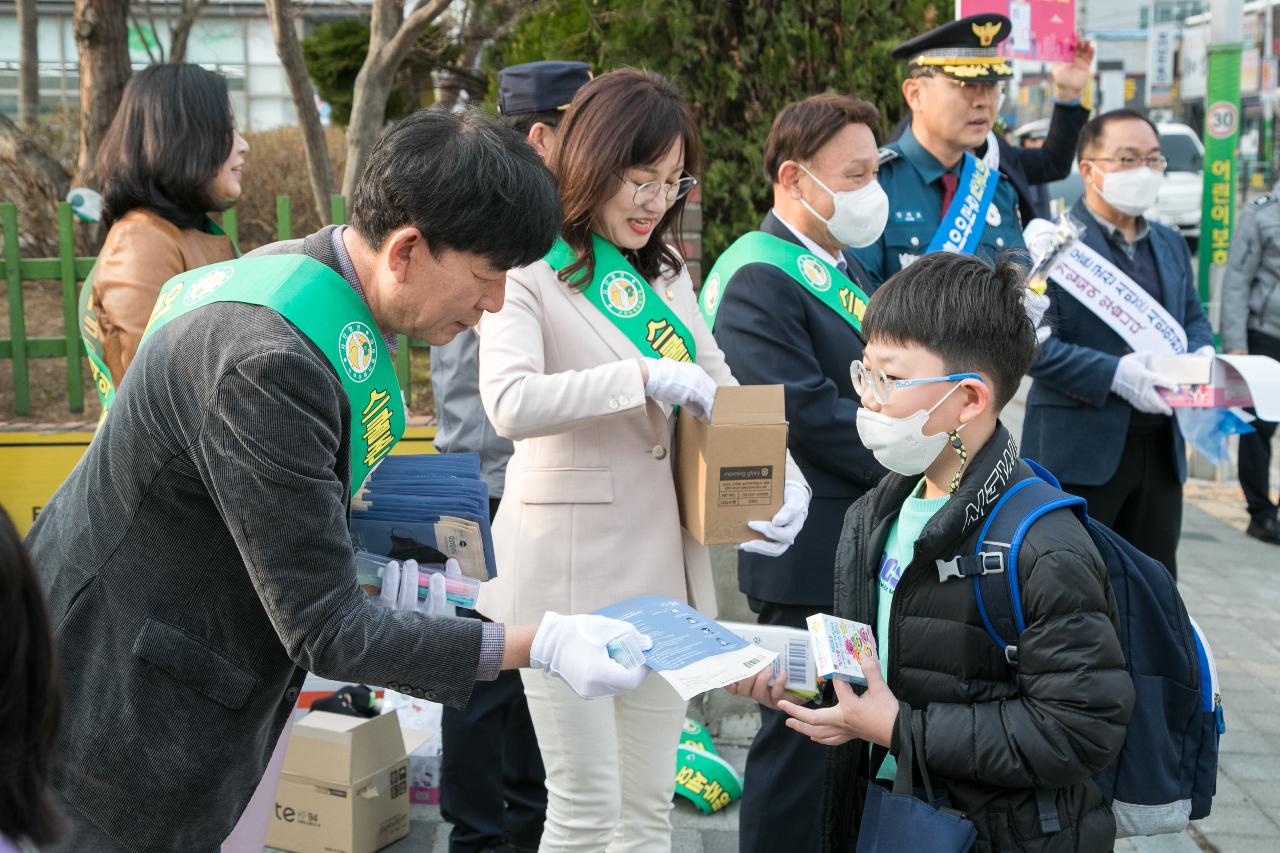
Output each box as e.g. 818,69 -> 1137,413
854,13 -> 1092,285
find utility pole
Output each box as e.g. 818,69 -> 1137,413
1199,0 -> 1244,330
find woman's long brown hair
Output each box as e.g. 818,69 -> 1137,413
550,69 -> 703,286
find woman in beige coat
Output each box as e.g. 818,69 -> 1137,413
477,70 -> 811,853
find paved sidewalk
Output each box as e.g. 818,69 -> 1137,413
366,486 -> 1275,852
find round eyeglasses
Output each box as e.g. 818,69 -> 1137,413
850,359 -> 984,405
619,174 -> 699,206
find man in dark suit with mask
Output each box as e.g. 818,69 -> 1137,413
703,93 -> 888,853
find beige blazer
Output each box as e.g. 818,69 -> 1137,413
475,252 -> 804,626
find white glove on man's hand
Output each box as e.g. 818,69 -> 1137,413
379,559 -> 421,612
530,612 -> 653,700
1195,345 -> 1217,358
738,480 -> 811,558
1111,351 -> 1177,415
643,358 -> 718,420
1024,290 -> 1051,334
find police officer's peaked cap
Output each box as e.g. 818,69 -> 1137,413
892,14 -> 1014,82
498,60 -> 592,116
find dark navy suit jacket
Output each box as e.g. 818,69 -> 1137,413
712,212 -> 886,605
1022,199 -> 1214,486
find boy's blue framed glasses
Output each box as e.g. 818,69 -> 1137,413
850,360 -> 984,405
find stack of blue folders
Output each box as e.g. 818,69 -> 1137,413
350,452 -> 496,583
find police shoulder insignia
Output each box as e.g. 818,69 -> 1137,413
878,147 -> 900,166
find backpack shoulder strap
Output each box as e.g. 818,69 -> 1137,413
937,468 -> 1085,665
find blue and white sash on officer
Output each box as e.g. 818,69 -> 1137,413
1024,218 -> 1188,356
926,152 -> 1002,255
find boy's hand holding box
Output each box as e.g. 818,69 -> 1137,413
807,613 -> 878,686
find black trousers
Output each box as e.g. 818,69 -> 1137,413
1239,330 -> 1280,523
439,496 -> 546,853
1062,421 -> 1183,579
738,598 -> 831,853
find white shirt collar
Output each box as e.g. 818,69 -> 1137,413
771,209 -> 846,271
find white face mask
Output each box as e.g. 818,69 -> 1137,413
797,164 -> 889,249
1095,166 -> 1163,217
855,383 -> 965,476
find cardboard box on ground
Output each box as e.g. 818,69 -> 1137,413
676,385 -> 788,545
268,710 -> 433,853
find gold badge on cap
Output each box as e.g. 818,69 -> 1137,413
972,21 -> 1001,48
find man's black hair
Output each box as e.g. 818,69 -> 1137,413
97,63 -> 236,231
500,109 -> 563,137
863,252 -> 1036,409
350,106 -> 562,270
1076,108 -> 1161,162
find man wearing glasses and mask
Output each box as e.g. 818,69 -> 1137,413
854,13 -> 1091,285
1022,110 -> 1214,579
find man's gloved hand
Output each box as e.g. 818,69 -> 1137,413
379,559 -> 421,612
739,481 -> 811,558
1195,345 -> 1217,358
1111,351 -> 1177,415
643,358 -> 718,420
1024,290 -> 1051,334
530,612 -> 653,700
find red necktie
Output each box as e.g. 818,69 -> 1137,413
939,171 -> 959,212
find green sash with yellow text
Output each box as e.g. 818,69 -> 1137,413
545,234 -> 698,363
79,216 -> 237,416
139,255 -> 405,495
697,231 -> 870,337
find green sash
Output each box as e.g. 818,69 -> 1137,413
698,231 -> 871,336
139,255 -> 405,495
545,234 -> 697,363
79,216 -> 237,415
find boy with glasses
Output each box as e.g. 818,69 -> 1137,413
1021,109 -> 1214,579
781,251 -> 1133,852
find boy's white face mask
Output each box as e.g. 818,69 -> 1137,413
855,384 -> 965,476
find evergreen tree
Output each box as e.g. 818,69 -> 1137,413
486,0 -> 937,264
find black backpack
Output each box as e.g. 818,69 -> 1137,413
941,459 -> 1223,838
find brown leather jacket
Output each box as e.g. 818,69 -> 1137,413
87,208 -> 235,385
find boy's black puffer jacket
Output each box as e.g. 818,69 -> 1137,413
822,425 -> 1135,853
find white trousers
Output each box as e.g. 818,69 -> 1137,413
520,668 -> 687,853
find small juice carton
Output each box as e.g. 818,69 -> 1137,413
806,613 -> 878,685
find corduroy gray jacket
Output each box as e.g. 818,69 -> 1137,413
28,228 -> 488,851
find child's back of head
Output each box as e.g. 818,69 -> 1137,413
863,252 -> 1037,412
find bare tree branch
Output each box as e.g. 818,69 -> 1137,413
17,0 -> 39,125
168,0 -> 209,64
264,0 -> 339,223
0,112 -> 71,202
130,13 -> 163,64
341,0 -> 455,197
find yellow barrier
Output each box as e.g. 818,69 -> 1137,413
0,426 -> 438,537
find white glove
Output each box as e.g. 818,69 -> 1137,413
1195,345 -> 1216,358
643,358 -> 718,419
1024,290 -> 1051,333
530,612 -> 653,700
1111,351 -> 1177,415
738,480 -> 811,558
379,559 -> 420,612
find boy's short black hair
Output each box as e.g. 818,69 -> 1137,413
863,252 -> 1036,409
500,109 -> 563,137
350,106 -> 562,271
1076,108 -> 1160,162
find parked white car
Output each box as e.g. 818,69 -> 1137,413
1150,122 -> 1204,245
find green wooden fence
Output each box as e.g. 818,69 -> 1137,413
1,195 -> 421,417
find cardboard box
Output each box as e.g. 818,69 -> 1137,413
807,613 -> 877,686
676,385 -> 787,545
1153,354 -> 1253,409
268,710 -> 429,853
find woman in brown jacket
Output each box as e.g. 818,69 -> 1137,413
81,63 -> 248,405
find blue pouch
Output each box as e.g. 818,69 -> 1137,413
856,710 -> 977,853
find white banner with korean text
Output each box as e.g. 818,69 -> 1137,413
1025,218 -> 1188,356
